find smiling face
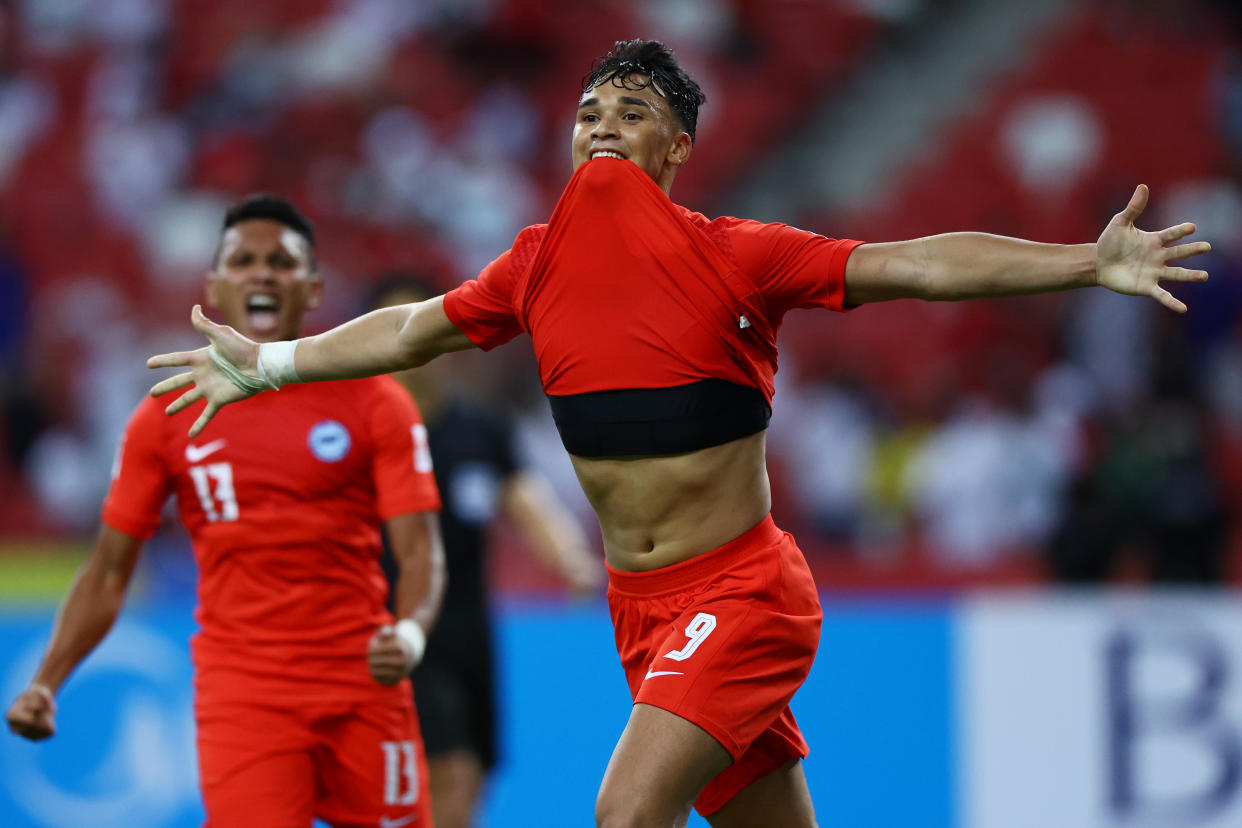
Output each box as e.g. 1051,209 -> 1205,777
571,75 -> 693,195
206,218 -> 321,342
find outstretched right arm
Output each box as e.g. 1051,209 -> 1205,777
842,185 -> 1209,309
5,525 -> 143,740
149,295 -> 476,437
299,295 -> 477,379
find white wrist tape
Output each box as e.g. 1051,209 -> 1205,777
256,340 -> 302,389
206,346 -> 268,394
394,619 -> 427,667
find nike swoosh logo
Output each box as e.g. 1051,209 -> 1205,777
379,815 -> 417,828
644,670 -> 684,680
185,439 -> 227,463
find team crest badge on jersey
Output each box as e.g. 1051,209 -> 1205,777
308,420 -> 351,462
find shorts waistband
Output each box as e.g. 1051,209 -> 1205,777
606,514 -> 783,597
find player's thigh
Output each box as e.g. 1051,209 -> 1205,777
596,702 -> 733,828
707,760 -> 816,828
313,692 -> 433,828
197,701 -> 315,827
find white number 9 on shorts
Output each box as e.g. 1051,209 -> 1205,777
663,612 -> 717,662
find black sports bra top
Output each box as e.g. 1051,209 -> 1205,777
546,378 -> 771,458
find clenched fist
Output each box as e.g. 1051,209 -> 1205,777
6,684 -> 57,741
367,623 -> 424,686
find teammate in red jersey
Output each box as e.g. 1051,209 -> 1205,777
145,40 -> 1212,828
7,195 -> 445,828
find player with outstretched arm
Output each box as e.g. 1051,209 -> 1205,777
144,41 -> 1210,828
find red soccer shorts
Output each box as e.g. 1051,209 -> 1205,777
606,514 -> 822,816
196,684 -> 432,827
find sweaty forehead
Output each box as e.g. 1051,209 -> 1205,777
580,74 -> 669,107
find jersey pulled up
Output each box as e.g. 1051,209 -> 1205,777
442,158 -> 863,453
101,377 -> 441,703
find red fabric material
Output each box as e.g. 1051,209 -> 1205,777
443,158 -> 863,401
196,689 -> 431,827
101,377 -> 440,703
606,515 -> 822,815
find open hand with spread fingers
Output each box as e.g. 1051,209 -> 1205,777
147,305 -> 262,437
1095,184 -> 1211,312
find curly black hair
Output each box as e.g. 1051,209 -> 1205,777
581,39 -> 706,142
214,193 -> 317,271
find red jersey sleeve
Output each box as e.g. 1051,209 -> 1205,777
101,397 -> 173,539
366,378 -> 442,519
442,246 -> 525,350
724,219 -> 864,320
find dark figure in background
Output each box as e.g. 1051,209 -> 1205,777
1048,327 -> 1229,583
370,274 -> 602,828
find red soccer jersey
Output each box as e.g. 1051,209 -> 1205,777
443,158 -> 864,401
101,377 -> 440,704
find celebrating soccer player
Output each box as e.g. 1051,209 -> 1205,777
7,196 -> 445,827
144,40 -> 1211,827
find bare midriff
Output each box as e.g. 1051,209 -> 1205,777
569,431 -> 771,572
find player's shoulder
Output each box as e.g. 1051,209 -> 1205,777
313,375 -> 409,405
117,390 -> 194,460
342,375 -> 420,418
675,207 -> 763,261
676,203 -> 712,227
678,206 -> 765,240
695,209 -> 773,234
509,223 -> 549,272
515,223 -> 549,245
129,390 -> 167,419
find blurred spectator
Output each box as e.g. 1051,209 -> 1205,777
770,366 -> 878,542
1066,282 -> 1157,417
0,228 -> 26,379
1047,325 -> 1231,583
0,227 -> 39,503
1001,94 -> 1103,198
1216,42 -> 1242,172
1207,326 -> 1242,435
22,278 -> 153,531
0,73 -> 54,189
906,393 -> 1074,568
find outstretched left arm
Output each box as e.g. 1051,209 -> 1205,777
843,185 -> 1210,311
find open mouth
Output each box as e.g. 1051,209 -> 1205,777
246,293 -> 281,334
591,150 -> 626,160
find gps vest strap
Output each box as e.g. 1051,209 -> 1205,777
548,378 -> 771,458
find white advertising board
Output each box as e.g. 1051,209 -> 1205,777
960,593 -> 1242,828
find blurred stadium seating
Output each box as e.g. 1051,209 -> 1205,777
6,0 -> 1237,588
3,0 -> 1238,588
